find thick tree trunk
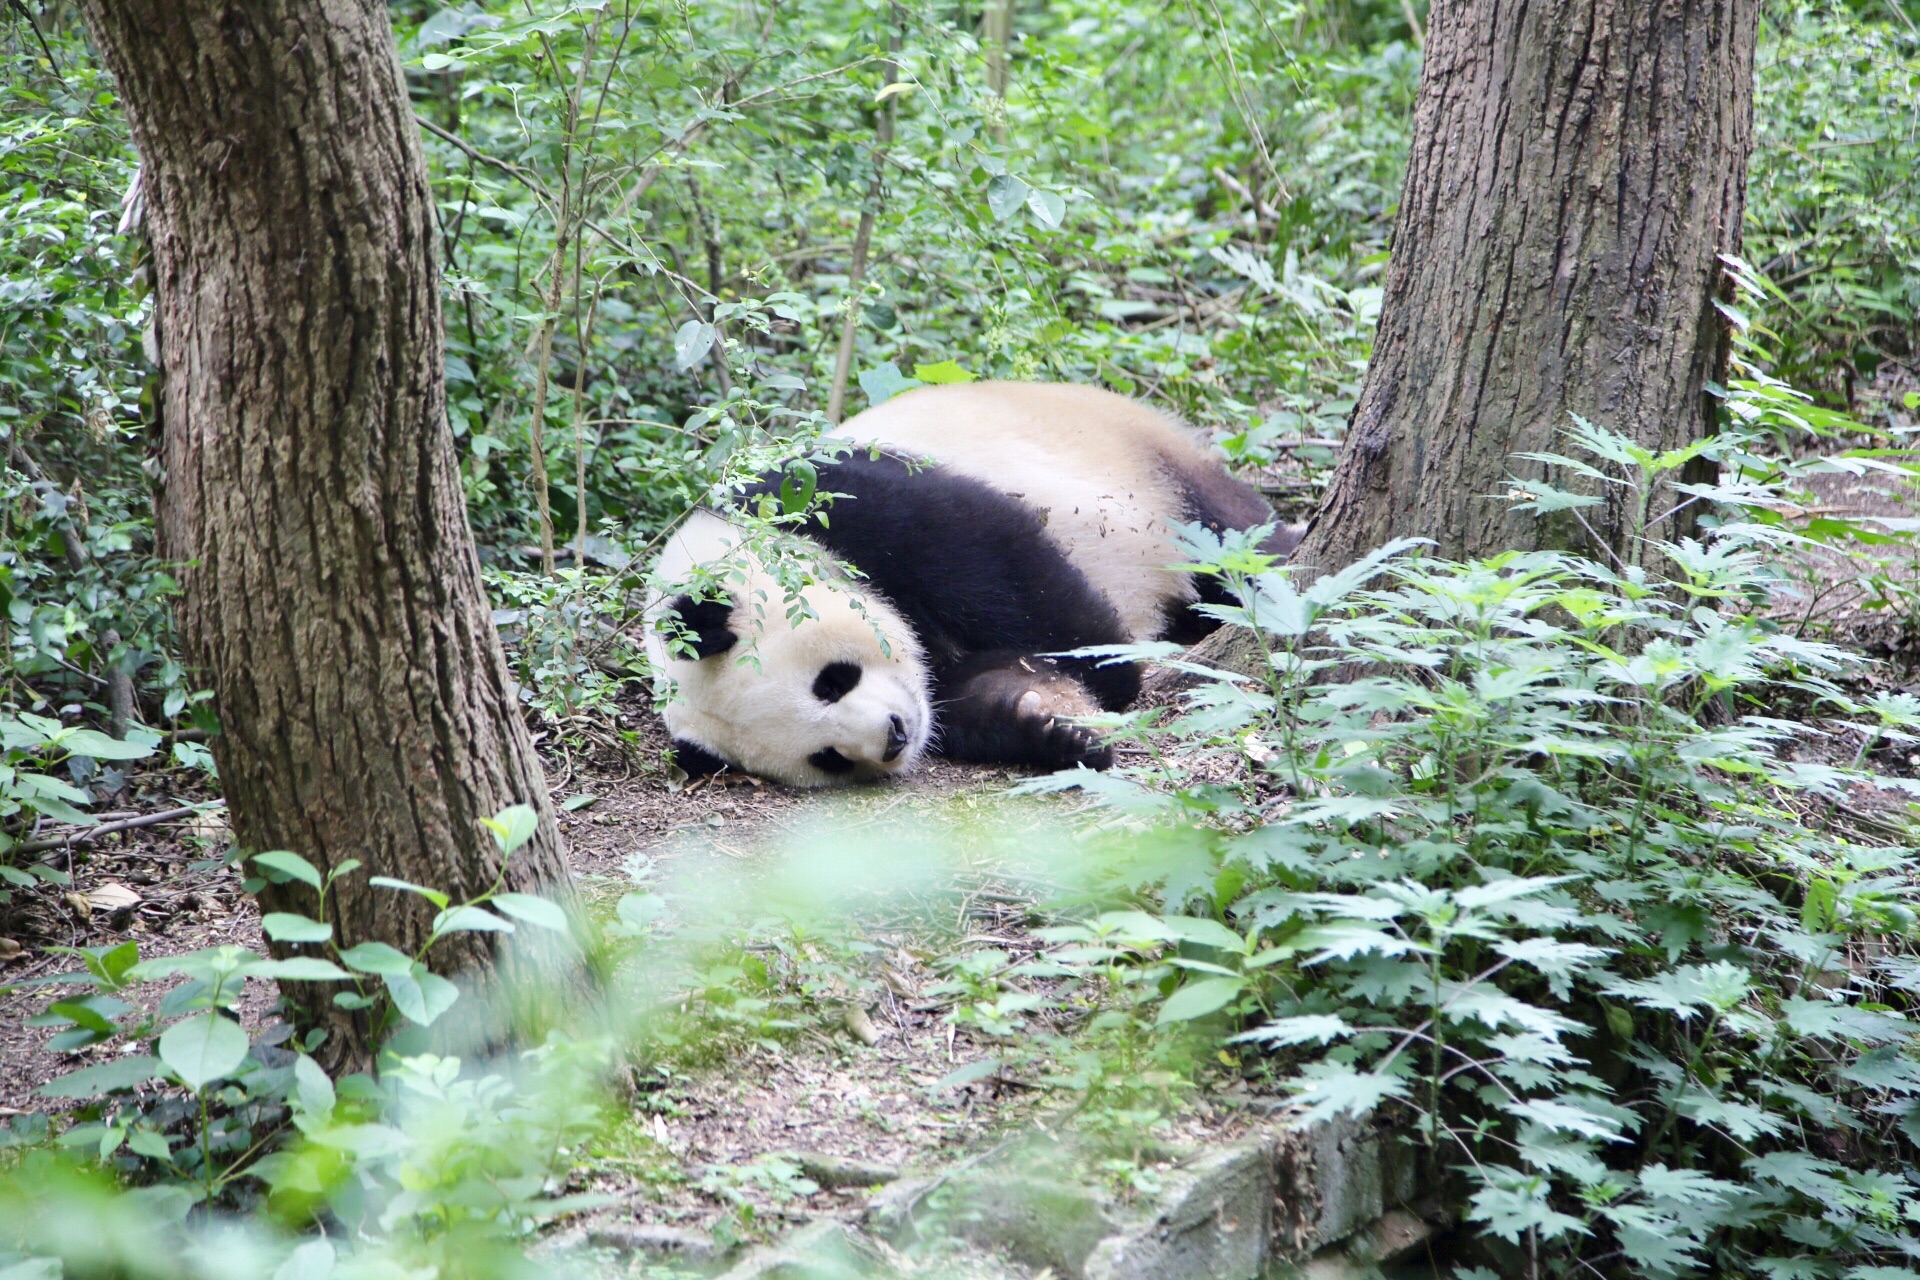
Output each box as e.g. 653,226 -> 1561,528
81,0 -> 574,1066
1291,0 -> 1759,577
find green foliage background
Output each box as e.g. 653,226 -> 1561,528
4,2 -> 1920,1278
2,0 -> 1915,729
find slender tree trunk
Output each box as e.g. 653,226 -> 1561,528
826,48 -> 899,425
1291,0 -> 1758,577
81,0 -> 574,1069
984,0 -> 1011,141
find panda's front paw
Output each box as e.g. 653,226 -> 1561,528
1016,690 -> 1113,772
935,654 -> 1115,771
1052,722 -> 1113,771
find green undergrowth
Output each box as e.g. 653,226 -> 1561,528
1,807 -> 619,1279
9,403 -> 1920,1278
986,418 -> 1920,1276
4,0 -> 1920,1276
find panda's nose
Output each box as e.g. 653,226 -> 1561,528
882,715 -> 908,762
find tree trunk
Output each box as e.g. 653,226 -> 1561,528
81,0 -> 574,1068
1291,0 -> 1758,577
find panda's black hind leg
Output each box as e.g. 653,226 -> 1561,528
933,652 -> 1119,772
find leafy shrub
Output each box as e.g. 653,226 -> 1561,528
1012,422 -> 1920,1276
0,806 -> 598,1279
0,712 -> 154,897
1749,2 -> 1920,400
0,45 -> 180,719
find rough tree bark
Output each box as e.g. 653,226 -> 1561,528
81,0 -> 574,1067
1290,0 -> 1759,578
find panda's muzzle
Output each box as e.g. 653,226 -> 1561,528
883,714 -> 909,762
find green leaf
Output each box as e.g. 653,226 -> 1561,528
56,729 -> 154,762
1800,878 -> 1839,933
1161,915 -> 1247,953
616,891 -> 664,929
910,359 -> 976,386
1025,187 -> 1065,229
46,999 -> 118,1035
1637,1164 -> 1738,1205
274,1239 -> 337,1280
368,875 -> 451,909
23,794 -> 94,825
778,458 -> 818,515
492,892 -> 571,933
1839,1047 -> 1920,1093
433,904 -> 514,934
1456,875 -> 1578,910
384,965 -> 460,1026
293,1054 -> 335,1117
672,320 -> 716,371
986,173 -> 1030,221
1504,1098 -> 1626,1141
1156,975 -> 1244,1024
262,913 -> 333,944
1284,1061 -> 1412,1124
126,1128 -> 173,1161
1293,921 -> 1415,964
100,941 -> 140,988
1468,1177 -> 1589,1244
249,957 -> 352,981
173,740 -> 216,775
1092,910 -> 1178,943
37,1054 -> 163,1098
158,1012 -> 249,1091
338,942 -> 414,975
253,851 -> 322,892
560,794 -> 599,811
481,804 -> 540,855
1229,1014 -> 1354,1046
0,1256 -> 60,1280
857,362 -> 921,406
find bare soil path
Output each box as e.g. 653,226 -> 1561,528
0,711 -> 1194,1248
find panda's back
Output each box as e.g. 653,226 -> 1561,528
831,382 -> 1219,640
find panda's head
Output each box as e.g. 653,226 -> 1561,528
645,517 -> 931,787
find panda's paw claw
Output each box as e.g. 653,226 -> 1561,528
1036,717 -> 1111,772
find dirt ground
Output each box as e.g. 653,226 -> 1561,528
5,670 -> 1914,1246
0,709 -> 1205,1241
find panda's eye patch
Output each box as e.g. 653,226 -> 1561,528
812,661 -> 863,704
808,747 -> 857,774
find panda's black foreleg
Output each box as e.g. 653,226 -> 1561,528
932,651 -> 1128,771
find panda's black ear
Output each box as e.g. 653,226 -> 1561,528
662,593 -> 737,659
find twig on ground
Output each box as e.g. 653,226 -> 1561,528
14,801 -> 225,857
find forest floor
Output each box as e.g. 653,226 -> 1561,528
6,655 -> 1918,1248
0,723 -> 1271,1245
4,371 -> 1919,1246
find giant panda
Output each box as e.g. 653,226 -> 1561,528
643,381 -> 1297,787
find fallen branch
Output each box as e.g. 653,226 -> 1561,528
13,801 -> 225,857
